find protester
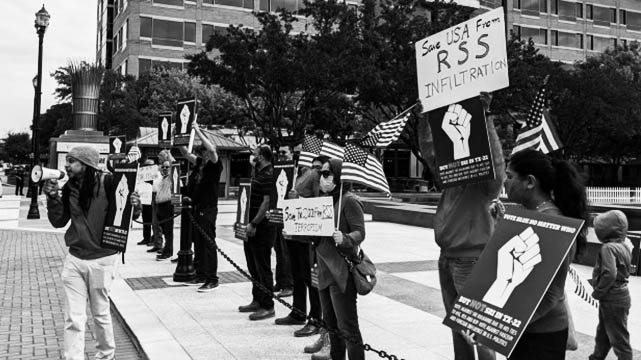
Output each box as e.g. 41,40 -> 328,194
14,167 -> 24,196
276,155 -> 325,339
239,145 -> 276,320
43,146 -> 141,360
137,159 -> 155,247
431,93 -> 502,360
272,145 -> 294,298
154,150 -> 176,261
589,210 -> 633,360
179,123 -> 223,292
503,149 -> 588,360
315,158 -> 365,360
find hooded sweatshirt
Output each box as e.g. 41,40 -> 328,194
591,210 -> 632,300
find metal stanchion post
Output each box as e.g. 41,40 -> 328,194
173,196 -> 196,282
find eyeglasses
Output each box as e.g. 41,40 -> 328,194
320,171 -> 332,178
278,150 -> 289,155
161,166 -> 170,169
312,165 -> 322,170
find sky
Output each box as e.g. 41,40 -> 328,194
0,1 -> 96,138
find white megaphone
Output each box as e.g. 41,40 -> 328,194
31,165 -> 66,183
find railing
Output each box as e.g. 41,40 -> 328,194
499,187 -> 641,204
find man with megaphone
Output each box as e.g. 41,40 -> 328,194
42,146 -> 142,360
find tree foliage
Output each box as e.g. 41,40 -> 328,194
4,132 -> 31,164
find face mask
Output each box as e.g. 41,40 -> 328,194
320,176 -> 336,193
249,155 -> 257,166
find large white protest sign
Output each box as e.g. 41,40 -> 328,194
283,197 -> 335,237
137,165 -> 159,183
415,7 -> 509,113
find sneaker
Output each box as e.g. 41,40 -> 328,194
249,308 -> 275,321
274,314 -> 306,326
170,256 -> 178,263
197,281 -> 219,292
310,334 -> 331,360
156,253 -> 171,261
183,276 -> 206,286
238,301 -> 261,313
304,329 -> 328,354
294,322 -> 320,337
276,288 -> 293,298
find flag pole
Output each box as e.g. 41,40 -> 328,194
336,181 -> 344,230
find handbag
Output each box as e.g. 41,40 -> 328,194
342,247 -> 377,296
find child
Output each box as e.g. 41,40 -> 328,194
589,210 -> 633,360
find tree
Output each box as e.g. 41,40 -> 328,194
4,132 -> 32,164
38,102 -> 72,151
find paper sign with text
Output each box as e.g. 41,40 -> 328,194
415,7 -> 509,112
443,207 -> 584,357
137,165 -> 160,183
282,197 -> 335,237
428,97 -> 495,188
101,163 -> 139,252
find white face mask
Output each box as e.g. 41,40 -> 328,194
249,155 -> 257,166
320,175 -> 336,193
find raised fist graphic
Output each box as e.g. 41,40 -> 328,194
441,104 -> 472,160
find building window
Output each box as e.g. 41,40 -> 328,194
152,19 -> 184,47
139,58 -> 152,73
153,0 -> 184,6
202,24 -> 229,47
586,4 -> 592,19
576,3 -> 583,19
516,0 -> 546,16
622,39 -> 628,48
552,30 -> 583,49
260,0 -> 304,12
588,35 -> 617,52
184,22 -> 196,43
140,17 -> 152,38
620,10 -> 627,25
551,0 -> 557,15
122,20 -> 128,49
558,1 -> 577,21
627,11 -> 641,31
592,6 -> 615,26
513,25 -> 547,44
513,0 -> 519,9
204,0 -> 253,9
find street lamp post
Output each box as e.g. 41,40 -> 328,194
27,5 -> 50,220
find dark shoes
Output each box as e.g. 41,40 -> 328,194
184,276 -> 206,286
137,239 -> 150,246
238,301 -> 261,313
294,322 -> 320,337
249,308 -> 275,321
197,281 -> 219,292
276,288 -> 293,298
156,253 -> 171,261
147,246 -> 162,253
274,315 -> 305,326
170,256 -> 178,263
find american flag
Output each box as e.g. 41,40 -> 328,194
511,83 -> 562,155
342,144 -> 390,195
360,106 -> 415,147
298,135 -> 345,168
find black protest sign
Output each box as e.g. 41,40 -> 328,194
171,163 -> 182,216
158,113 -> 173,147
109,136 -> 127,160
443,207 -> 584,357
428,97 -> 494,188
234,179 -> 251,241
269,160 -> 296,224
174,99 -> 196,146
101,162 -> 139,252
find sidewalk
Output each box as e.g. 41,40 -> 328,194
112,200 -> 640,360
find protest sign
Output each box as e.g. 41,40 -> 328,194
443,207 -> 584,357
174,99 -> 196,146
282,197 -> 335,237
158,113 -> 173,147
234,179 -> 251,241
137,165 -> 159,183
428,97 -> 494,188
269,160 -> 296,225
101,162 -> 139,252
415,7 -> 509,112
108,136 -> 127,160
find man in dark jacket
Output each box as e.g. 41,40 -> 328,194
44,146 -> 141,360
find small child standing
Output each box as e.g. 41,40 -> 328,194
589,210 -> 633,360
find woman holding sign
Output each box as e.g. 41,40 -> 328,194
503,149 -> 588,359
315,158 -> 365,360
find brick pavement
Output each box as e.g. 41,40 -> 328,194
0,229 -> 144,360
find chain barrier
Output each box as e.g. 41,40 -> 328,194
186,212 -> 404,360
568,266 -> 598,308
132,213 -> 181,226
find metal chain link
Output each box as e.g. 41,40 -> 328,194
132,213 -> 181,226
187,213 -> 404,360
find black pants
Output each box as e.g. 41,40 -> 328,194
142,205 -> 153,242
193,207 -> 219,282
508,328 -> 568,360
156,202 -> 174,256
288,239 -> 321,321
590,293 -> 632,360
244,223 -> 274,310
319,277 -> 364,360
274,230 -> 292,289
15,181 -> 23,195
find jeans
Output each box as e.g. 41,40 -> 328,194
61,254 -> 118,360
589,292 -> 632,360
151,203 -> 164,249
438,255 -> 495,360
319,277 -> 364,360
156,202 -> 174,256
509,328 -> 568,360
142,205 -> 152,242
244,223 -> 275,309
274,231 -> 293,289
193,207 -> 219,282
288,240 -> 321,321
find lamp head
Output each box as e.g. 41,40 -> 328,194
35,5 -> 50,32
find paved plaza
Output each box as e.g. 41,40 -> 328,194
0,188 -> 639,359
